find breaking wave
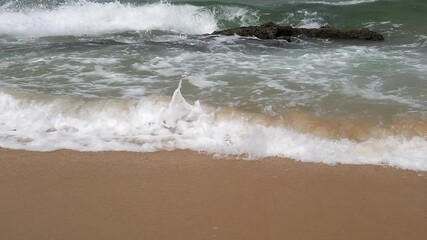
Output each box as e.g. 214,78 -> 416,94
1,84 -> 426,171
0,1 -> 218,36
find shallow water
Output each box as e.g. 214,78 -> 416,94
1,0 -> 426,170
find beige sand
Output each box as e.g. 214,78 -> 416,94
1,148 -> 426,240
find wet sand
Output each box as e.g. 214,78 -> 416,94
1,148 -> 426,240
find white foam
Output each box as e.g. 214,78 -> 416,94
0,1 -> 13,10
1,85 -> 426,171
1,38 -> 424,112
187,74 -> 223,89
282,10 -> 325,29
301,0 -> 378,6
0,1 -> 218,37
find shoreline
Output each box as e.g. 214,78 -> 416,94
1,148 -> 426,239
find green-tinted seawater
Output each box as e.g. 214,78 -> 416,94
0,0 -> 426,168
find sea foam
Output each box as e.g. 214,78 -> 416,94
0,84 -> 426,171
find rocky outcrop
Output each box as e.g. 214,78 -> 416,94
212,22 -> 384,41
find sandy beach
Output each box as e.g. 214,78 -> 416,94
0,148 -> 426,240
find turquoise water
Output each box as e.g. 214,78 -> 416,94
0,0 -> 426,169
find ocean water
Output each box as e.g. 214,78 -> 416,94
1,0 -> 426,170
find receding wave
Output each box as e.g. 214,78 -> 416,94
1,85 -> 426,171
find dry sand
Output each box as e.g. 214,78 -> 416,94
1,148 -> 426,240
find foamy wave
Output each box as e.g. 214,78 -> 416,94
213,6 -> 260,27
1,85 -> 426,171
0,1 -> 217,37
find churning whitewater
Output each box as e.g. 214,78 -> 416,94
0,0 -> 426,170
1,82 -> 426,171
0,1 -> 219,36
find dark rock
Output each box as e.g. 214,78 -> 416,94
212,22 -> 281,39
212,22 -> 384,41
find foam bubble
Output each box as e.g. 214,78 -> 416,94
1,85 -> 426,171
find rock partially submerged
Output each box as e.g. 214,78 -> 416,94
212,22 -> 384,41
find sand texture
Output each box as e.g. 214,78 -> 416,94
1,148 -> 426,240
